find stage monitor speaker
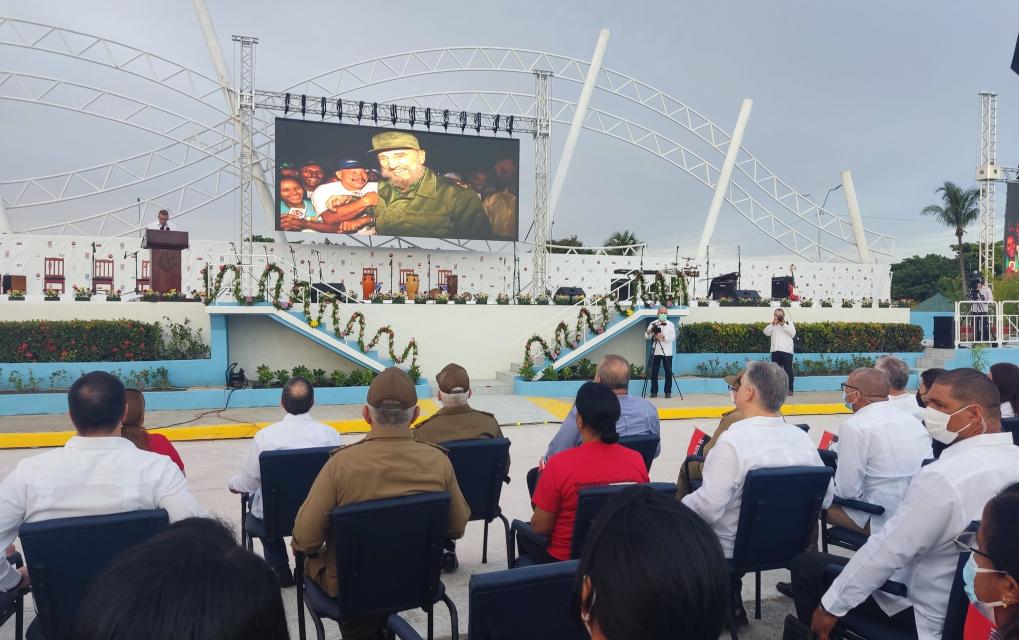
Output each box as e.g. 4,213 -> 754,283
611,278 -> 631,300
734,289 -> 761,301
555,286 -> 585,298
771,276 -> 793,299
933,316 -> 954,349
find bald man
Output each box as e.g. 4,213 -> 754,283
830,368 -> 932,535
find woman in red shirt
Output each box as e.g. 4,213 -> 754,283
525,382 -> 650,563
121,389 -> 186,474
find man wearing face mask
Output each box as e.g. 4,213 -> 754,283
791,367 -> 1019,640
644,306 -> 677,399
828,369 -> 932,536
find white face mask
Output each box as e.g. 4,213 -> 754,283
923,404 -> 983,445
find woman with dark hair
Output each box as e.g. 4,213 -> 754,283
574,485 -> 730,640
74,517 -> 289,640
524,382 -> 649,564
957,482 -> 1019,639
917,367 -> 948,408
990,363 -> 1019,419
121,389 -> 185,473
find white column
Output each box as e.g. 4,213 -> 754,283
192,0 -> 287,245
696,99 -> 753,263
0,198 -> 12,234
840,170 -> 873,263
547,28 -> 611,230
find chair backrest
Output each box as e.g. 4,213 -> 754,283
569,482 -> 677,558
399,269 -> 415,286
468,559 -> 586,640
442,438 -> 510,522
794,423 -> 810,433
141,260 -> 150,279
93,259 -> 114,280
618,434 -> 660,471
941,521 -> 980,640
259,446 -> 335,539
437,269 -> 453,286
731,466 -> 833,572
20,509 -> 169,640
817,449 -> 837,471
1001,417 -> 1019,434
331,492 -> 449,618
44,257 -> 64,278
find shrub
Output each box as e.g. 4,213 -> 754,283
0,320 -> 164,363
677,322 -> 922,354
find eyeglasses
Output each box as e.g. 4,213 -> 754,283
727,385 -> 738,393
840,383 -> 859,393
953,531 -> 994,562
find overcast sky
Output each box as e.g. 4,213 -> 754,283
2,0 -> 1018,264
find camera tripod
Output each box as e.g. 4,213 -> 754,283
640,327 -> 683,400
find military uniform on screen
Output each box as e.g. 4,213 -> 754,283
374,168 -> 493,239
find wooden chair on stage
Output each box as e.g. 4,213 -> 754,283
136,260 -> 151,292
399,268 -> 415,292
437,269 -> 453,292
43,258 -> 65,293
92,259 -> 115,294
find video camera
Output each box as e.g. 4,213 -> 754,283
650,323 -> 663,336
967,272 -> 983,301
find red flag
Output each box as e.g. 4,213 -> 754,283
818,431 -> 837,451
687,428 -> 711,456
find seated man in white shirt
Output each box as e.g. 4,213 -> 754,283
829,368 -> 932,536
875,354 -> 925,421
683,361 -> 833,624
792,367 -> 1019,639
228,376 -> 343,586
145,209 -> 176,231
0,371 -> 204,593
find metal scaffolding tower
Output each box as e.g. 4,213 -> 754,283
531,70 -> 552,294
977,91 -> 1000,281
233,35 -> 257,289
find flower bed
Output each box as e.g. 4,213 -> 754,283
0,319 -> 209,363
677,322 -> 922,354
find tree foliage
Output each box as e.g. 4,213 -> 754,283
604,230 -> 642,255
920,181 -> 980,286
890,254 -> 959,302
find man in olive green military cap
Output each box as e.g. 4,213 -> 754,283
291,367 -> 470,639
369,131 -> 494,239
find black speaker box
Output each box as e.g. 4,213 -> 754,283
933,316 -> 954,349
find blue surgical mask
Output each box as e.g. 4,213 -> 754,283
963,554 -> 1007,622
658,314 -> 668,321
842,390 -> 858,411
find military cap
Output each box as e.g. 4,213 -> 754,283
723,369 -> 746,391
366,367 -> 417,409
368,131 -> 422,154
436,363 -> 470,393
335,158 -> 364,170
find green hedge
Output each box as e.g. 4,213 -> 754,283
0,320 -> 164,363
677,322 -> 923,354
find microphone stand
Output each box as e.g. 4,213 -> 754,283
124,250 -> 140,294
90,241 -> 97,294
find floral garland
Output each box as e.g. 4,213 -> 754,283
258,264 -> 287,308
367,327 -> 419,367
576,307 -> 606,337
553,322 -> 577,350
344,312 -> 367,351
200,264 -> 243,305
525,335 -> 558,362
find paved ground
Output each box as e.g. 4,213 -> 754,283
0,408 -> 849,640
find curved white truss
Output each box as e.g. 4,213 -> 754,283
1,25 -> 891,261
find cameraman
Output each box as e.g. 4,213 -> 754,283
972,276 -> 994,342
644,306 -> 677,398
763,308 -> 796,394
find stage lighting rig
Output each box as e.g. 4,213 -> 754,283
389,104 -> 397,125
442,109 -> 450,130
409,106 -> 416,127
336,99 -> 342,121
507,115 -> 514,135
300,94 -> 306,117
425,107 -> 432,129
357,101 -> 364,122
371,102 -> 378,123
474,111 -> 481,133
493,114 -> 500,134
284,92 -> 290,114
320,97 -> 326,119
459,110 -> 467,132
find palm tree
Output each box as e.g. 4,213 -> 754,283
604,230 -> 642,256
920,181 -> 980,287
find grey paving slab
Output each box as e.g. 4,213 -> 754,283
0,415 -> 849,640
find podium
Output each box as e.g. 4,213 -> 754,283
142,230 -> 189,294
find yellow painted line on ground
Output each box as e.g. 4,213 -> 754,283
525,397 -> 574,421
0,399 -> 443,450
659,402 -> 850,420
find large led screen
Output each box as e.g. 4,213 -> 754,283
1006,182 -> 1019,275
274,118 -> 520,241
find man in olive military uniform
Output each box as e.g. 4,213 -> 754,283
369,131 -> 494,239
291,367 -> 470,640
414,363 -> 504,445
414,362 -> 507,572
676,369 -> 746,495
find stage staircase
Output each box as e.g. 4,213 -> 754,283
206,304 -> 392,372
913,347 -> 956,371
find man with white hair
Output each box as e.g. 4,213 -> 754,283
414,363 -> 504,444
292,368 -> 470,639
682,360 -> 834,626
875,354 -> 925,421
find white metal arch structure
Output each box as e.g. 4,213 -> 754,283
287,47 -> 893,261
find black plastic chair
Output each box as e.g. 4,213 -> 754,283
618,434 -> 660,471
386,559 -> 585,640
442,438 -> 511,564
296,492 -> 459,640
1001,417 -> 1019,433
815,450 -> 885,553
241,446 -> 335,639
683,454 -> 706,494
0,551 -> 26,640
795,423 -> 811,433
20,509 -> 169,640
508,482 -> 677,568
728,466 -> 833,639
825,521 -> 978,640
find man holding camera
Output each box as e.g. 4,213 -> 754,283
644,306 -> 677,399
764,308 -> 796,394
972,276 -> 994,343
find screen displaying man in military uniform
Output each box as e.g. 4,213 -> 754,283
274,119 -> 520,242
